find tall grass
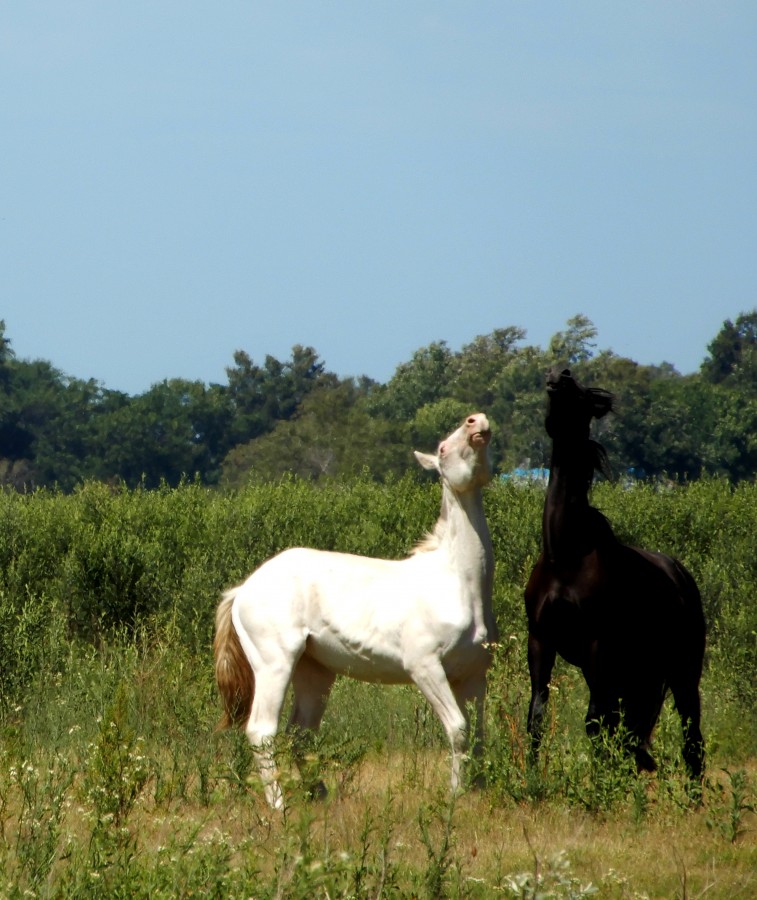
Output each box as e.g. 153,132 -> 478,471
0,475 -> 755,895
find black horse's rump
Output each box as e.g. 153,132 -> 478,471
524,368 -> 705,780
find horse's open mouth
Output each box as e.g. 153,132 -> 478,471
471,430 -> 491,447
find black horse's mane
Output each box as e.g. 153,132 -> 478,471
587,438 -> 612,481
584,385 -> 614,405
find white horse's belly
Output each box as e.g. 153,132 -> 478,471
305,633 -> 410,683
300,551 -> 426,683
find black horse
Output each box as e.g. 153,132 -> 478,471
524,369 -> 705,779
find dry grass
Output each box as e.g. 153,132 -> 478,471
307,752 -> 756,898
99,750 -> 755,898
2,731 -> 755,897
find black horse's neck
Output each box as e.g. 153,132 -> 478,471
543,436 -> 611,564
539,368 -> 615,565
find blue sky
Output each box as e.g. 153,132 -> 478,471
2,2 -> 755,395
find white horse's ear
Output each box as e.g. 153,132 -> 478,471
414,450 -> 438,472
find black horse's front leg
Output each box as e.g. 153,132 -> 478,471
527,633 -> 556,760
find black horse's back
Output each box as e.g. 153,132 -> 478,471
524,369 -> 705,780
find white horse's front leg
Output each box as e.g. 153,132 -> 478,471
411,662 -> 469,793
453,673 -> 488,788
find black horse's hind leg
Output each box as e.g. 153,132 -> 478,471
584,691 -> 620,738
584,690 -> 630,770
670,677 -> 705,781
582,641 -> 621,741
526,634 -> 556,761
582,645 -> 658,771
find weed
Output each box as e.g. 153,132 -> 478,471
0,478 -> 754,895
85,680 -> 149,828
706,768 -> 756,843
10,750 -> 73,891
416,791 -> 458,898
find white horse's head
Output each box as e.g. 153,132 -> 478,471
414,413 -> 492,493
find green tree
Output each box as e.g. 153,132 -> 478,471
0,322 -> 32,480
453,326 -> 526,408
575,352 -> 713,480
408,398 -> 472,451
489,344 -> 552,472
94,379 -> 231,488
548,313 -> 598,366
582,352 -> 665,478
226,344 -> 335,445
0,352 -> 123,490
707,387 -> 757,480
0,319 -> 13,383
632,376 -> 717,480
368,341 -> 455,421
701,310 -> 757,386
222,380 -> 407,485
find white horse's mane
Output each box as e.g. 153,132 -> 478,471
411,517 -> 446,554
410,489 -> 450,555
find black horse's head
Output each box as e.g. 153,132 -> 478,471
544,368 -> 613,442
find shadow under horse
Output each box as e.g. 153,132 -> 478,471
524,369 -> 705,780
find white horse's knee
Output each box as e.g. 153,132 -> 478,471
246,720 -> 277,747
448,709 -> 468,749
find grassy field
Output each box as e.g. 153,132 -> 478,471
0,477 -> 755,896
1,626 -> 754,897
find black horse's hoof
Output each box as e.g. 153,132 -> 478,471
306,780 -> 328,801
635,747 -> 657,773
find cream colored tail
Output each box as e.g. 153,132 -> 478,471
214,588 -> 254,729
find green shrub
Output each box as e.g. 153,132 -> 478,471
0,475 -> 754,753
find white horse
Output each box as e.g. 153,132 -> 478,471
214,413 -> 497,808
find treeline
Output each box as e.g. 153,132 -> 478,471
2,311 -> 757,491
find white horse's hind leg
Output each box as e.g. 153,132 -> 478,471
288,654 -> 336,730
246,666 -> 293,809
287,654 -> 336,798
411,662 -> 469,793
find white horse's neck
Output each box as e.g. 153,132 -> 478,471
439,483 -> 497,642
443,485 -> 491,556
